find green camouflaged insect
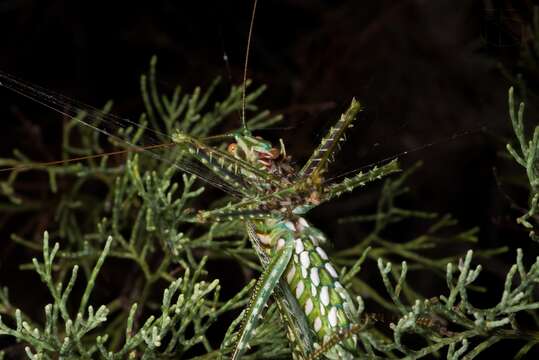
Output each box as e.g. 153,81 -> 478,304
170,98 -> 399,359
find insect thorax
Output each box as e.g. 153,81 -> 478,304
227,134 -> 322,214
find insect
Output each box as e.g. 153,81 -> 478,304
0,3 -> 400,359
169,95 -> 399,359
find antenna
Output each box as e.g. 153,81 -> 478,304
241,0 -> 259,134
0,143 -> 176,173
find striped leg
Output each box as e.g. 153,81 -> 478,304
232,240 -> 294,360
246,221 -> 317,359
299,99 -> 361,180
306,320 -> 368,360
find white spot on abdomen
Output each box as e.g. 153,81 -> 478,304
316,247 -> 329,260
328,307 -> 337,327
325,263 -> 338,278
298,217 -> 309,230
320,286 -> 329,306
284,221 -> 296,231
310,267 -> 320,287
294,239 -> 304,254
300,251 -> 310,268
314,317 -> 322,332
305,298 -> 313,315
296,280 -> 305,298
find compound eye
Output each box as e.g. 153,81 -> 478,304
227,143 -> 237,154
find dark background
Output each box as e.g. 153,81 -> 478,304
0,0 -> 537,358
0,0 -> 514,237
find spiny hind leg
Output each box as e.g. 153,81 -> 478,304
305,310 -> 454,360
231,240 -> 294,359
196,202 -> 275,224
305,320 -> 369,360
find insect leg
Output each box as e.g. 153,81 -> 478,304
232,240 -> 294,360
320,159 -> 400,204
299,99 -> 362,180
245,222 -> 317,358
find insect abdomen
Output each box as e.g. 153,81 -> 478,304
283,218 -> 357,358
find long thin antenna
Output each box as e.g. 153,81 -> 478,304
241,0 -> 259,133
0,143 -> 176,173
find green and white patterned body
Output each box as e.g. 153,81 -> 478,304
250,216 -> 357,359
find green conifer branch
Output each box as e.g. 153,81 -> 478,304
0,56 -> 538,359
507,86 -> 539,241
